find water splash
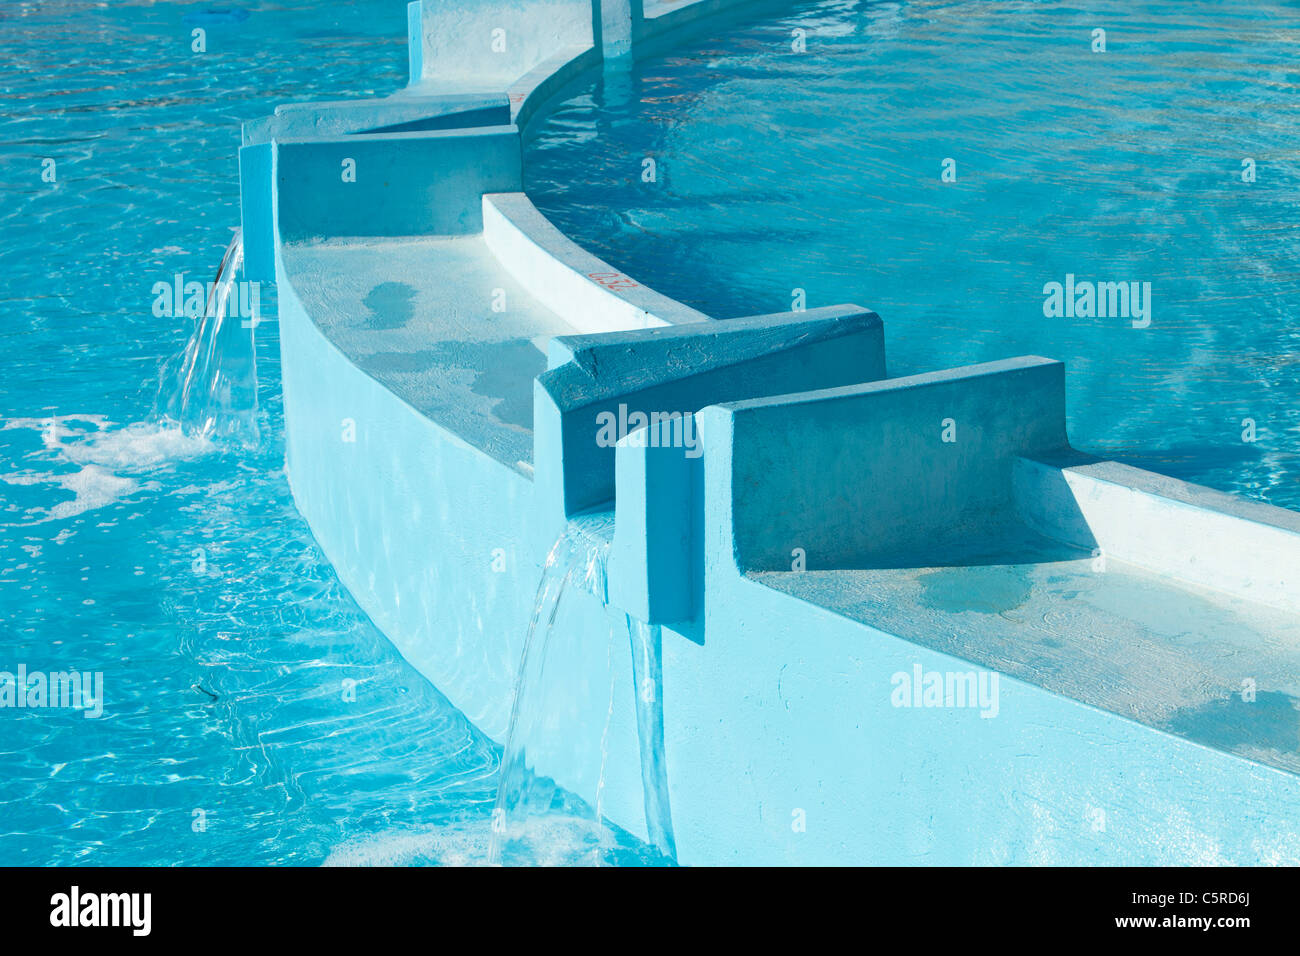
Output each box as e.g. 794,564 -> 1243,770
154,228 -> 260,446
325,815 -> 669,868
0,415 -> 212,526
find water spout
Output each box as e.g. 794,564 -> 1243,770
488,522 -> 615,865
155,228 -> 260,446
627,615 -> 676,860
488,516 -> 678,865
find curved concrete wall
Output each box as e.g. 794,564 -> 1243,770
241,0 -> 1300,865
408,0 -> 596,89
483,193 -> 710,330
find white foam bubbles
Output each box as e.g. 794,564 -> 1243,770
322,815 -> 617,868
0,415 -> 214,525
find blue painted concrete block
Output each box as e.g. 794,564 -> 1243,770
609,434 -> 697,624
275,126 -> 522,240
711,356 -> 1069,571
534,305 -> 886,530
238,142 -> 275,282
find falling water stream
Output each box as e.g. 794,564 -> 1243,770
489,518 -> 677,865
154,228 -> 260,446
488,521 -> 614,865
627,615 -> 676,860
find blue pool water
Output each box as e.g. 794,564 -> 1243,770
525,0 -> 1300,509
0,0 -> 650,866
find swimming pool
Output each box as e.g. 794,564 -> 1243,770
9,0 -> 1300,869
0,0 -> 653,866
525,0 -> 1300,508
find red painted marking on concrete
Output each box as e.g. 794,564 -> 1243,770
587,272 -> 640,292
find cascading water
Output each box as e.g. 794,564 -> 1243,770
488,519 -> 617,865
489,516 -> 677,866
627,615 -> 676,860
154,228 -> 260,446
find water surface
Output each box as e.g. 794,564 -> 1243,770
526,0 -> 1300,507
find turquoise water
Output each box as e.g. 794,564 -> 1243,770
9,0 -> 1296,869
0,1 -> 648,866
525,0 -> 1300,509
